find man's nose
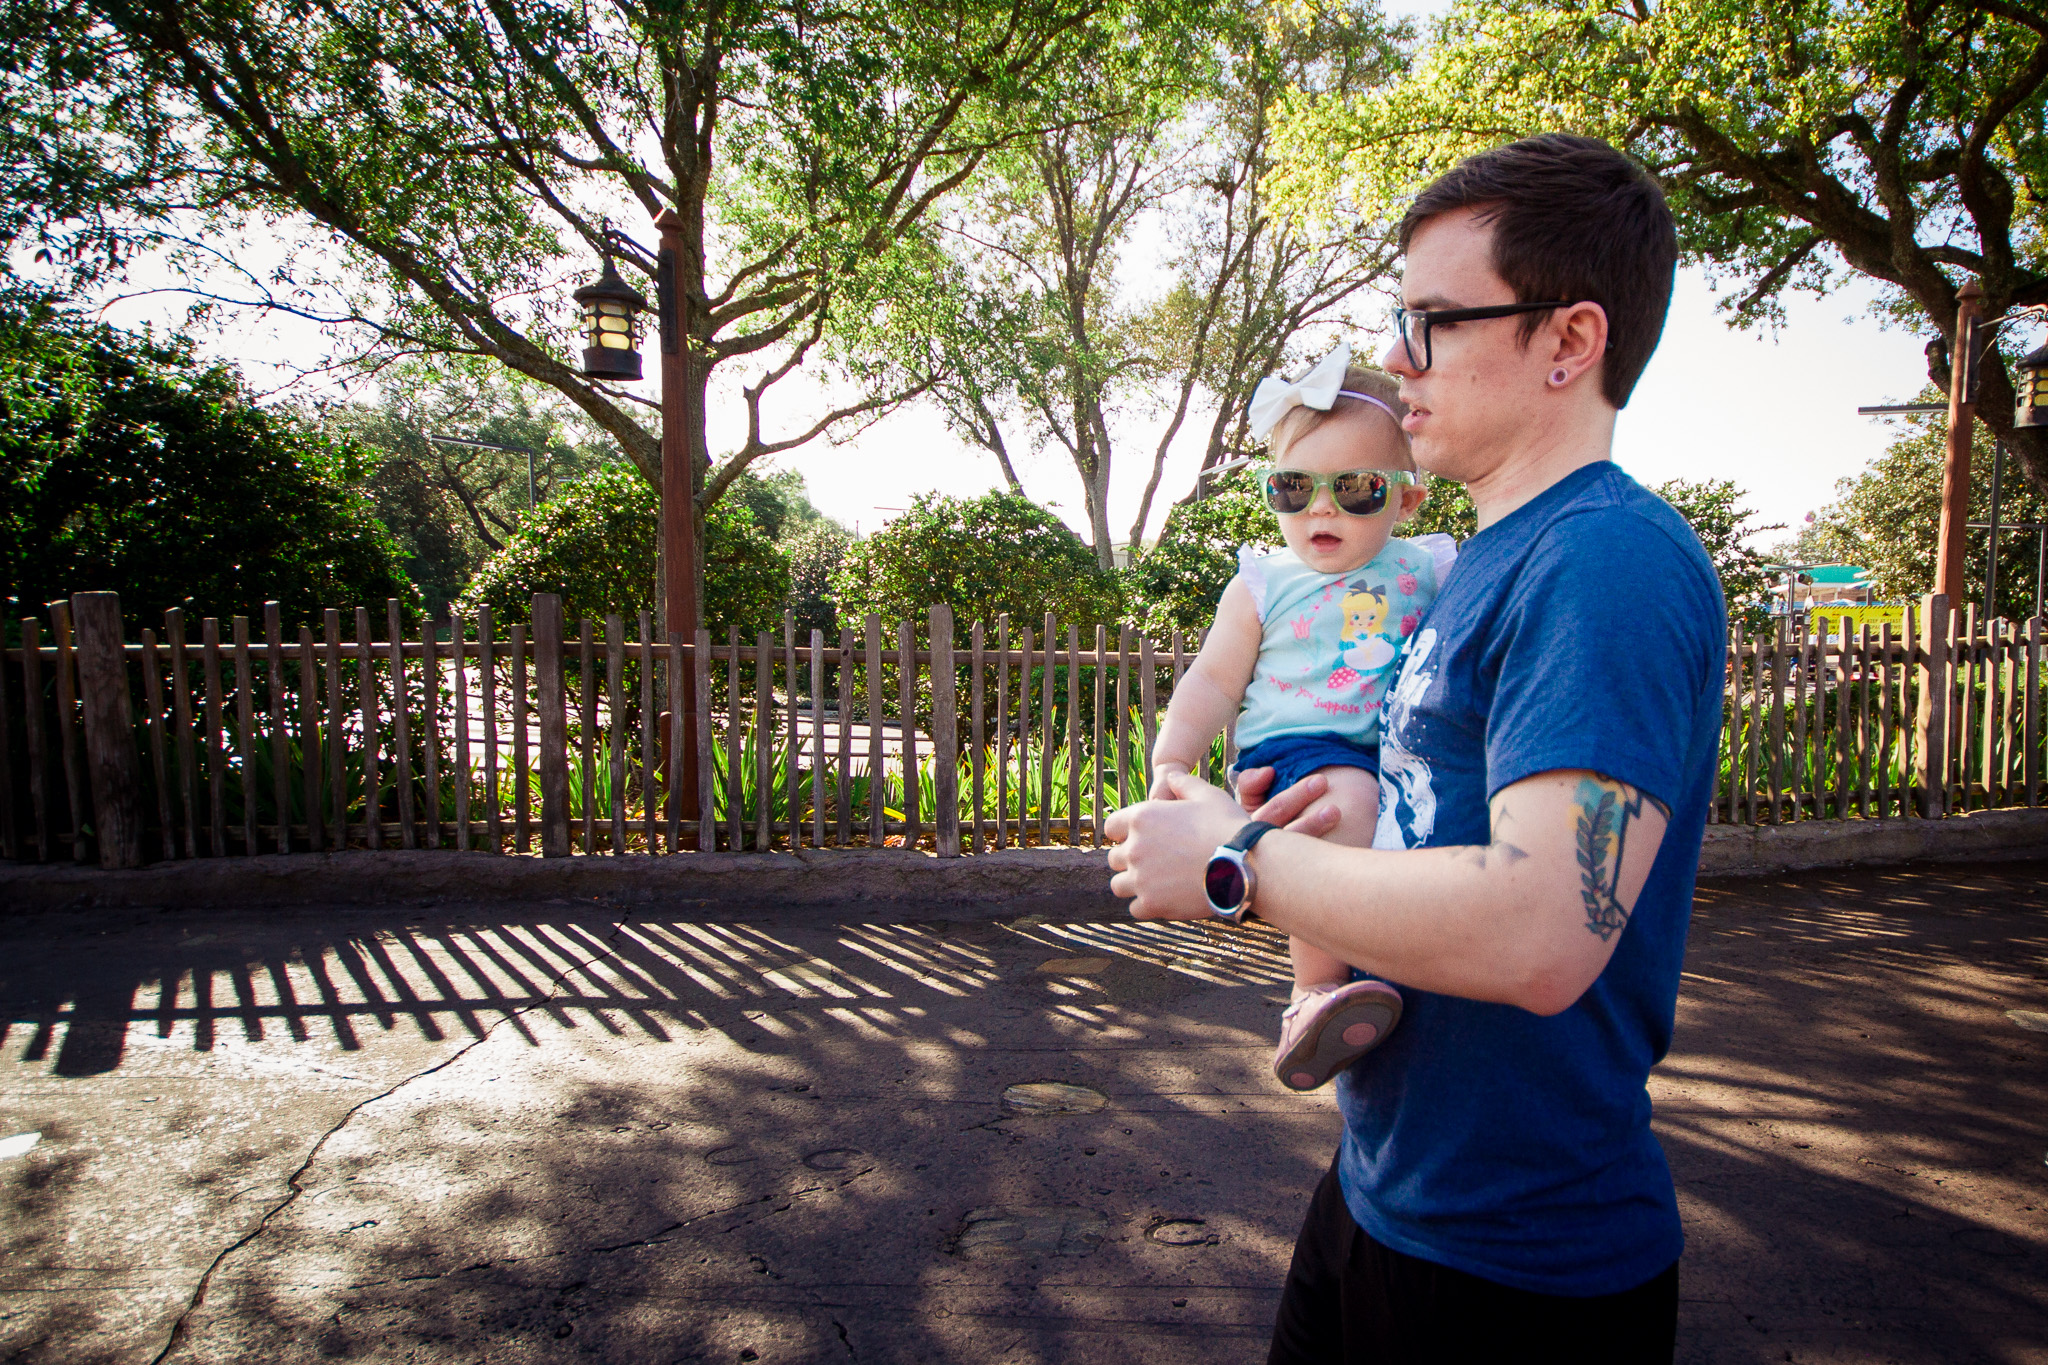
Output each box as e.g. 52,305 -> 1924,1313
1379,333 -> 1418,379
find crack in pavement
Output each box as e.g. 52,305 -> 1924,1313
324,1166 -> 879,1291
145,912 -> 638,1365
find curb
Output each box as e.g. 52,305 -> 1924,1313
1697,806 -> 2048,877
3,809 -> 2044,912
0,846 -> 1121,913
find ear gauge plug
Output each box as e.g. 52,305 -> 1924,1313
1551,368 -> 1570,386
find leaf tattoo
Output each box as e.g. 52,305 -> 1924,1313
1575,776 -> 1647,942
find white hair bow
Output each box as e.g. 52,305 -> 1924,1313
1246,343 -> 1396,440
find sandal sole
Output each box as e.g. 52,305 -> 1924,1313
1276,987 -> 1403,1091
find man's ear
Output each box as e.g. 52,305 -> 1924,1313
1549,302 -> 1609,385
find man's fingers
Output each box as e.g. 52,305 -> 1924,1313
1104,801 -> 1137,844
1285,802 -> 1341,837
1247,772 -> 1329,828
1234,765 -> 1275,812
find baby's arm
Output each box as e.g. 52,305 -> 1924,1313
1149,577 -> 1262,793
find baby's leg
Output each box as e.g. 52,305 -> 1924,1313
1273,763 -> 1402,1091
1287,765 -> 1382,998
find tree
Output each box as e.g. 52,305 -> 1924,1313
1268,0 -> 2048,499
324,364 -> 610,614
732,467 -> 850,638
929,0 -> 1404,563
35,0 -> 1156,626
1653,478 -> 1778,631
1789,413 -> 2046,620
0,297 -> 412,629
457,464 -> 789,636
787,524 -> 855,641
831,491 -> 1124,641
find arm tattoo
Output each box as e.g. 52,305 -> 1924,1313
1574,775 -> 1657,942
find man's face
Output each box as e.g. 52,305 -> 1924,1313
1379,207 -> 1558,484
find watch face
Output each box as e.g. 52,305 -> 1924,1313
1205,855 -> 1246,910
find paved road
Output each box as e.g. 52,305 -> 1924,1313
1,861 -> 2044,1364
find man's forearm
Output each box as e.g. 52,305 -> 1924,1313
1237,772 -> 1667,1016
1242,830 -> 1576,1012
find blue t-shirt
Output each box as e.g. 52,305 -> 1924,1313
1338,461 -> 1726,1297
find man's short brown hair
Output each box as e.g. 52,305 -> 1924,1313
1398,134 -> 1677,408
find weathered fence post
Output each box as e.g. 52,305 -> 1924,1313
1914,592 -> 1950,817
534,594 -> 570,857
70,592 -> 145,869
931,605 -> 958,857
49,600 -> 88,861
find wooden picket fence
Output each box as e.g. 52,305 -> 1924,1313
1,591 -> 2041,869
0,593 -> 1208,867
1718,600 -> 2043,824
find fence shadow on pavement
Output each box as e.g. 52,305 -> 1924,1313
3,866 -> 2047,1363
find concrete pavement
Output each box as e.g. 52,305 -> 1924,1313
2,861 -> 2045,1363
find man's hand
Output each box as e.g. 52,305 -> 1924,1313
1150,760 -> 1192,797
1105,771 -> 1338,919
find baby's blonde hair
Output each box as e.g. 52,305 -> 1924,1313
1267,365 -> 1414,470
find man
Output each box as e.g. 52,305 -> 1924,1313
1104,134 -> 1724,1361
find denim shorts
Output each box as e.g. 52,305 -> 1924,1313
1233,732 -> 1380,794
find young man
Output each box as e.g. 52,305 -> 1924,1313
1104,134 -> 1724,1361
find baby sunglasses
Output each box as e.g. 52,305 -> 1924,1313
1260,467 -> 1417,517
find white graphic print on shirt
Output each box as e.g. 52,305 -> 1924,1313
1373,627 -> 1440,850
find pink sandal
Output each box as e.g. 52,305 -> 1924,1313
1274,979 -> 1403,1091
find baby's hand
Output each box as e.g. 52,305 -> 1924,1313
1233,765 -> 1276,813
1150,761 -> 1193,798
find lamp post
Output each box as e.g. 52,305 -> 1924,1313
1934,282 -> 1984,604
575,237 -> 700,838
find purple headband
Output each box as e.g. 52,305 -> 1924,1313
1335,389 -> 1402,425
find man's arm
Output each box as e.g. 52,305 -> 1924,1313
1104,768 -> 1669,1016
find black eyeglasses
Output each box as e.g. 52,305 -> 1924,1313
1389,301 -> 1571,372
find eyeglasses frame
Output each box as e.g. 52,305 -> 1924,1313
1260,466 -> 1419,518
1389,301 -> 1573,372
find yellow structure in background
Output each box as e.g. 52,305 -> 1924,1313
1809,604 -> 1908,637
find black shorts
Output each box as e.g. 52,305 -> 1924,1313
1269,1156 -> 1678,1365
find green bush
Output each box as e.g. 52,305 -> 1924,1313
832,491 -> 1124,642
0,296 -> 413,631
457,463 -> 790,634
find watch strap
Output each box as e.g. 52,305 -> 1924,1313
1227,820 -> 1278,853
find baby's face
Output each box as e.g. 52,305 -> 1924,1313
1271,412 -> 1416,575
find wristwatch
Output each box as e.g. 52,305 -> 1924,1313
1204,821 -> 1278,924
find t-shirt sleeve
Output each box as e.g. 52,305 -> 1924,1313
1236,546 -> 1271,621
1411,532 -> 1458,582
1482,511 -> 1722,810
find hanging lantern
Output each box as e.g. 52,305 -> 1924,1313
2016,342 -> 2048,429
573,257 -> 648,382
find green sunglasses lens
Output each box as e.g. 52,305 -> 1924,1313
1263,471 -> 1315,513
1333,472 -> 1389,516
